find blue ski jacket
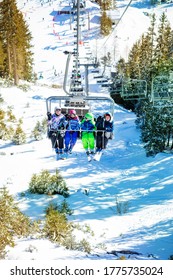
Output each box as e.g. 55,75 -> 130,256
66,116 -> 80,131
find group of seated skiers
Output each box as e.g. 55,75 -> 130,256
47,106 -> 113,159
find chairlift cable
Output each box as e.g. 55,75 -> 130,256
98,0 -> 133,52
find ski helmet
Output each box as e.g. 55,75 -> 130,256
54,106 -> 61,112
85,112 -> 94,120
69,109 -> 76,115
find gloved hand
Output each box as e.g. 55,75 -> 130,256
60,130 -> 65,137
105,132 -> 112,139
97,116 -> 102,121
47,112 -> 52,120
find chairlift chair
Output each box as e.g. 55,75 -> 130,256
151,74 -> 173,106
121,79 -> 147,100
46,95 -> 89,120
46,94 -> 114,121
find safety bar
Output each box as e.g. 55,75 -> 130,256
46,95 -> 115,117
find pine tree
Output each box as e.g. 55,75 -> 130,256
140,101 -> 173,155
100,51 -> 111,75
0,40 -> 5,76
0,101 -> 15,140
0,0 -> 33,84
116,58 -> 126,77
12,119 -> 26,145
100,11 -> 112,36
126,41 -> 141,79
100,0 -> 113,11
138,34 -> 154,83
0,187 -> 40,258
115,13 -> 173,156
154,13 -> 173,75
125,14 -> 157,85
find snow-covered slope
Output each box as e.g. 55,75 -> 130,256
1,0 -> 173,261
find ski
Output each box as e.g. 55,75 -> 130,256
94,151 -> 103,161
63,153 -> 69,159
59,156 -> 66,160
87,152 -> 96,162
56,154 -> 66,160
87,154 -> 92,162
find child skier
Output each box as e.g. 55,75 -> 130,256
47,106 -> 66,159
81,112 -> 96,157
64,109 -> 80,154
95,112 -> 113,152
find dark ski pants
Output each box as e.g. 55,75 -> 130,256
64,131 -> 78,151
49,131 -> 64,150
96,132 -> 108,150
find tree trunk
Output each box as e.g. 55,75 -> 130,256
12,43 -> 19,85
7,41 -> 12,75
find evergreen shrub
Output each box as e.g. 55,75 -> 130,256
0,188 -> 39,259
31,118 -> 47,140
51,84 -> 62,89
17,84 -> 31,92
115,196 -> 129,215
43,207 -> 72,244
28,169 -> 69,197
12,119 -> 26,145
0,103 -> 16,140
43,204 -> 92,253
45,201 -> 73,216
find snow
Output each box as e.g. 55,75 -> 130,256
1,0 -> 173,265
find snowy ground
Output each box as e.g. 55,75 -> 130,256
1,0 -> 173,264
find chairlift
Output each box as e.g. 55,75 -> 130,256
46,0 -> 114,122
101,83 -> 112,88
121,79 -> 147,100
94,75 -> 103,79
91,69 -> 99,73
97,79 -> 109,84
109,78 -> 122,94
151,74 -> 173,106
